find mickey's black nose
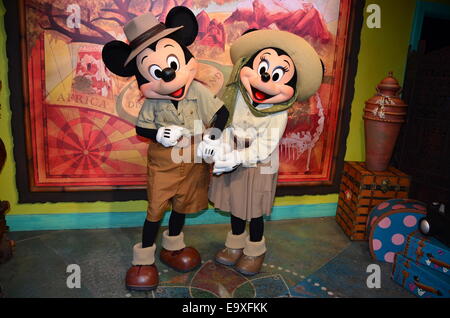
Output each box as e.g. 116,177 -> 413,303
161,67 -> 176,82
261,72 -> 270,83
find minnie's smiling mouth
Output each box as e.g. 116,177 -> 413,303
168,86 -> 185,98
250,86 -> 274,103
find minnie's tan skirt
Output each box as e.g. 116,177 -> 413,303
208,161 -> 278,221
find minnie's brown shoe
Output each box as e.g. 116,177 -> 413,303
216,247 -> 243,266
235,254 -> 266,276
235,237 -> 267,276
215,231 -> 247,266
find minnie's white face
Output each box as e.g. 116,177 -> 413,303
136,38 -> 198,100
240,48 -> 296,105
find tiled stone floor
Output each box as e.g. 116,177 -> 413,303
0,217 -> 413,298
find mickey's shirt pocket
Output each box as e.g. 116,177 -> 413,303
182,104 -> 198,127
154,106 -> 168,127
136,100 -> 157,129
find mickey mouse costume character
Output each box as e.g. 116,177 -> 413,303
205,29 -> 323,276
102,7 -> 229,291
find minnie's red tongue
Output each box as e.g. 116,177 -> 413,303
170,87 -> 184,98
254,90 -> 267,101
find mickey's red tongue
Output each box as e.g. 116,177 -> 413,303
170,87 -> 184,98
254,90 -> 267,101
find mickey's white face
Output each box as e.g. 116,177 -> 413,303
136,38 -> 198,101
240,48 -> 296,105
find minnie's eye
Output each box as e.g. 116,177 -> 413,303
149,64 -> 163,80
272,68 -> 286,82
167,55 -> 179,71
258,60 -> 269,75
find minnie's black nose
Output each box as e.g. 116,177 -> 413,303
261,72 -> 270,83
161,67 -> 176,82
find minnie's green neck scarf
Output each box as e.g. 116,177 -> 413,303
221,56 -> 298,125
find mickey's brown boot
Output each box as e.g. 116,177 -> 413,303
235,237 -> 266,276
160,230 -> 201,273
125,243 -> 158,291
215,231 -> 247,266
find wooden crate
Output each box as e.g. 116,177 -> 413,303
336,161 -> 411,240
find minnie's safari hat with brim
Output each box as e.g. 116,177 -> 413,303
123,12 -> 183,66
230,29 -> 323,102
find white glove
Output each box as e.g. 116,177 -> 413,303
213,150 -> 242,175
156,126 -> 185,147
197,134 -> 232,163
197,134 -> 220,161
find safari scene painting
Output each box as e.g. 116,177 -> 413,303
21,0 -> 352,190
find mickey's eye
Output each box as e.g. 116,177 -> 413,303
272,67 -> 286,82
167,55 -> 180,71
149,64 -> 163,80
258,59 -> 269,75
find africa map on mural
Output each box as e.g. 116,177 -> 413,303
23,0 -> 351,189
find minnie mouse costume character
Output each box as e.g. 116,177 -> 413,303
102,7 -> 229,291
205,29 -> 323,276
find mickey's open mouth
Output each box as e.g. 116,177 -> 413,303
250,86 -> 274,102
169,86 -> 185,98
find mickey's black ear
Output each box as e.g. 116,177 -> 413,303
165,6 -> 198,46
102,40 -> 137,77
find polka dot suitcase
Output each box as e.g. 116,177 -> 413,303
368,199 -> 427,263
367,199 -> 427,232
392,253 -> 450,298
403,232 -> 450,277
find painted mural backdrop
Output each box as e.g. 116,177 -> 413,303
23,0 -> 351,189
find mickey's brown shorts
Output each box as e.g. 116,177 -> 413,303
146,139 -> 210,222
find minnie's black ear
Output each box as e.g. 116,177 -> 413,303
242,28 -> 258,35
165,6 -> 198,46
102,40 -> 137,77
320,59 -> 326,79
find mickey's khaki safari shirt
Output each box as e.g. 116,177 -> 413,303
136,80 -> 223,135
